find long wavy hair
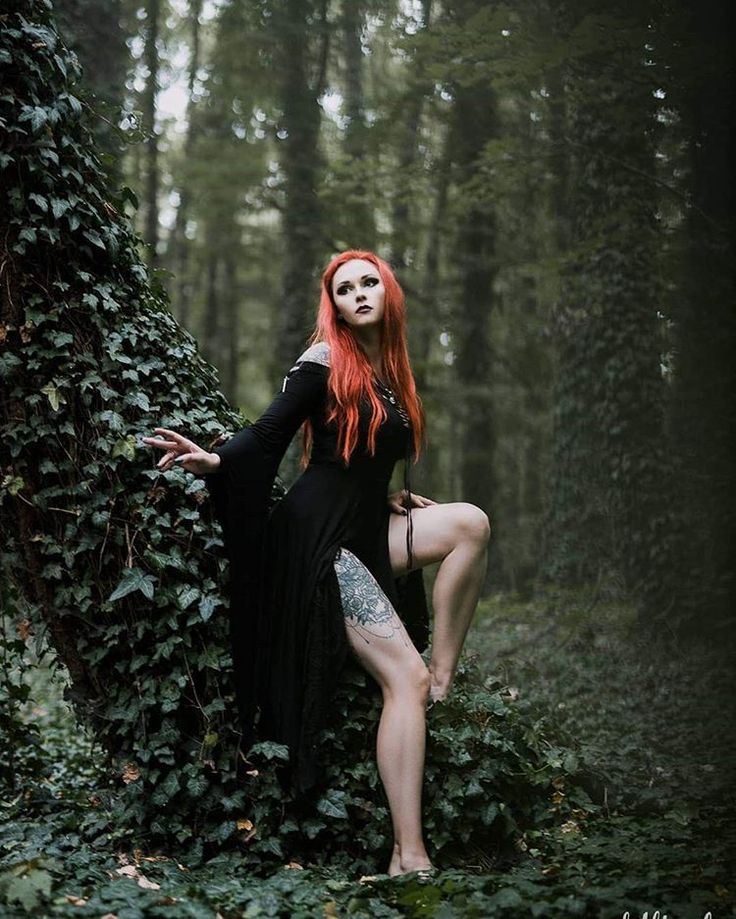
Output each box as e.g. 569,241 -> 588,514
299,249 -> 425,469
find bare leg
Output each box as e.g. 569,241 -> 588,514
388,503 -> 491,702
333,548 -> 434,876
429,521 -> 489,701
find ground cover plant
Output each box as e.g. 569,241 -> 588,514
2,591 -> 734,918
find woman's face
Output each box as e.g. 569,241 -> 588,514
331,258 -> 385,330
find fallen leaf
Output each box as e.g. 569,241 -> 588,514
64,894 -> 88,905
114,865 -> 161,890
121,763 -> 140,784
137,876 -> 161,891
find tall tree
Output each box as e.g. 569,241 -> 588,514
663,0 -> 736,631
167,0 -> 204,331
142,0 -> 161,268
274,0 -> 328,370
442,0 -> 499,587
541,1 -> 675,616
339,0 -> 376,247
52,0 -> 130,184
389,0 -> 433,271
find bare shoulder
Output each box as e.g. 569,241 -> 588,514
296,341 -> 331,367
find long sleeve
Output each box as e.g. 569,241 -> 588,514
201,357 -> 329,750
203,358 -> 328,565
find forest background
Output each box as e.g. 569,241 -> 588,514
0,0 -> 736,915
55,0 -> 735,620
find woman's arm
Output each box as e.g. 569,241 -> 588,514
205,355 -> 327,483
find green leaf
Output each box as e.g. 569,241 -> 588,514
111,434 -> 138,460
40,381 -> 67,412
83,229 -> 106,250
177,586 -> 200,610
316,789 -> 349,820
108,567 -> 156,602
4,867 -> 52,911
198,594 -> 218,622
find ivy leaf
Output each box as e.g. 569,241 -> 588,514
108,567 -> 155,602
198,594 -> 218,622
177,585 -> 200,610
125,391 -> 151,411
50,197 -> 70,219
83,229 -> 106,250
4,867 -> 53,911
316,789 -> 349,820
41,381 -> 67,412
111,434 -> 138,461
29,106 -> 48,133
29,192 -> 48,212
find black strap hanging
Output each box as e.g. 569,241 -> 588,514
374,374 -> 414,572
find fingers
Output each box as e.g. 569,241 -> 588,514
157,450 -> 176,468
145,438 -> 178,451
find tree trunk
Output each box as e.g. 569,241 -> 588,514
276,0 -> 325,371
541,1 -> 676,619
448,75 -> 498,591
51,0 -> 129,184
341,0 -> 375,248
389,0 -> 433,271
169,0 -> 203,331
666,0 -> 736,631
143,0 -> 160,269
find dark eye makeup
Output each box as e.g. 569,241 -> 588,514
336,276 -> 378,296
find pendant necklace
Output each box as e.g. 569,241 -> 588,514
374,374 -> 410,428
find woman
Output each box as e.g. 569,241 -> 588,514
143,250 -> 490,877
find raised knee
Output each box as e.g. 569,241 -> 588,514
458,503 -> 491,544
388,662 -> 431,703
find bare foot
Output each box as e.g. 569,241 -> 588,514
387,845 -> 434,877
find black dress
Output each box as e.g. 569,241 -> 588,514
202,342 -> 429,795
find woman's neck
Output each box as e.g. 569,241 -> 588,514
352,327 -> 384,378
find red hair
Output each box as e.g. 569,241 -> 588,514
299,249 -> 425,469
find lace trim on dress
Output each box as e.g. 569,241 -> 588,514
282,342 -> 331,392
296,341 -> 331,367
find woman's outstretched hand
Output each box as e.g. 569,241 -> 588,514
141,427 -> 221,475
387,489 -> 437,515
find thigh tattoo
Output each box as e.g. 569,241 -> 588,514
333,547 -> 410,647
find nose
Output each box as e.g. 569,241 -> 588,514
356,292 -> 366,303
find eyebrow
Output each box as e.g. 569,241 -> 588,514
334,273 -> 376,288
